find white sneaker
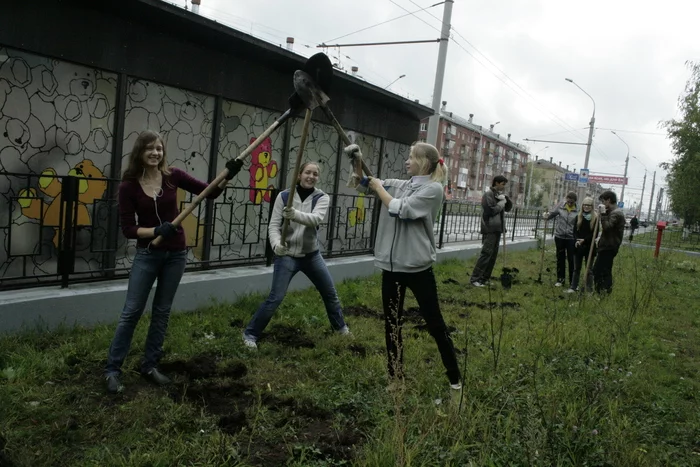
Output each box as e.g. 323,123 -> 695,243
242,335 -> 257,349
337,325 -> 352,336
450,382 -> 462,390
471,281 -> 485,288
554,282 -> 563,287
565,288 -> 576,294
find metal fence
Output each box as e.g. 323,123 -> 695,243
629,224 -> 700,252
1,171 -> 547,291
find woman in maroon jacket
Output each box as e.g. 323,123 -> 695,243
105,130 -> 241,393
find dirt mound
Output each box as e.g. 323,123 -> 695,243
343,305 -> 382,319
267,324 -> 315,349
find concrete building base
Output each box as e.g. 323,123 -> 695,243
0,238 -> 540,333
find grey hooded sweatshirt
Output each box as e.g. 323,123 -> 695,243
372,176 -> 443,273
546,203 -> 578,239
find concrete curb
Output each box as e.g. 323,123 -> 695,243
0,237 -> 542,333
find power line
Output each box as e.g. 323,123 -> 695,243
390,0 -> 593,148
323,2 -> 445,43
596,127 -> 667,136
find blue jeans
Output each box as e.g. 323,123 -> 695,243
105,248 -> 187,377
244,250 -> 346,341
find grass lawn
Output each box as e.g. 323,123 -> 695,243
1,246 -> 699,466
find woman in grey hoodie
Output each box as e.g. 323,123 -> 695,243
344,142 -> 461,391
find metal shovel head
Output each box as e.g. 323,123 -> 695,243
302,53 -> 334,94
293,70 -> 330,111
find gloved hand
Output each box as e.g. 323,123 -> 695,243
356,176 -> 371,194
598,203 -> 606,214
225,159 -> 244,180
496,193 -> 506,201
542,212 -> 550,220
282,207 -> 296,220
343,144 -> 362,160
273,243 -> 289,256
154,221 -> 179,239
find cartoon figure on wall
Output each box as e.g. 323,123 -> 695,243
248,137 -> 277,204
348,194 -> 367,227
16,159 -> 107,247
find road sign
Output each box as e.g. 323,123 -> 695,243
564,173 -> 579,181
618,201 -> 624,208
588,175 -> 628,185
578,168 -> 589,187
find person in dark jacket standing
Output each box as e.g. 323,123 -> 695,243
104,130 -> 242,394
544,192 -> 578,287
567,197 -> 598,293
470,175 -> 513,287
629,215 -> 639,242
345,142 -> 462,391
593,190 -> 625,294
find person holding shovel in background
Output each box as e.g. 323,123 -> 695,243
470,175 -> 513,288
105,130 -> 242,394
566,197 -> 598,293
544,191 -> 578,288
593,190 -> 625,294
344,142 -> 462,391
241,162 -> 350,349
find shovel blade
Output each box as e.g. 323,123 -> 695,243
293,70 -> 330,111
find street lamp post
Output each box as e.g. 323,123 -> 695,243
565,78 -> 595,200
611,131 -> 630,204
525,145 -> 549,209
384,74 -> 406,90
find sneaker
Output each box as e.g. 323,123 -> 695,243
554,282 -> 563,287
242,335 -> 258,349
565,288 -> 577,294
141,368 -> 171,386
471,281 -> 485,288
450,382 -> 462,390
337,325 -> 352,336
105,375 -> 124,394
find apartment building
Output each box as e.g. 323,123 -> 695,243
418,106 -> 530,204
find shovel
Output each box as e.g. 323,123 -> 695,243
536,218 -> 548,283
293,53 -> 374,179
500,230 -> 513,289
582,216 -> 600,294
151,57 -> 327,247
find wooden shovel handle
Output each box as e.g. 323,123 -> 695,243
280,108 -> 313,245
151,108 -> 294,247
320,105 -> 373,178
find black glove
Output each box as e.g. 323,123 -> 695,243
225,159 -> 244,180
154,221 -> 179,239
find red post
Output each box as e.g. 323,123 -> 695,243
654,221 -> 667,258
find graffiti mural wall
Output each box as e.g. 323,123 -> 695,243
115,78 -> 215,270
210,100 -> 286,263
0,46 -> 116,283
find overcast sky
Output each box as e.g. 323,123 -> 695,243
167,0 -> 699,212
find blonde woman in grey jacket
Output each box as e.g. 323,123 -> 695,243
242,162 -> 349,348
344,142 -> 462,390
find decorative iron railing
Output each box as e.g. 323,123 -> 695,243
1,171 -> 548,291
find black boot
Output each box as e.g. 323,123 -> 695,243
141,368 -> 171,386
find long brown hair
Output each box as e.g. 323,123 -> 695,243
121,130 -> 171,181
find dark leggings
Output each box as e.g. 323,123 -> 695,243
381,267 -> 461,384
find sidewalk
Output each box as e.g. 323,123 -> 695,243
0,236 -> 541,333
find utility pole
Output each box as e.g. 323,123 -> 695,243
526,156 -> 537,209
425,0 -> 454,147
638,171 -> 647,218
647,170 -> 656,221
565,79 -> 595,201
654,187 -> 664,222
611,131 -> 630,204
